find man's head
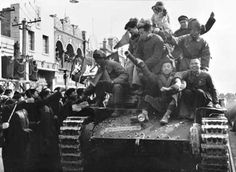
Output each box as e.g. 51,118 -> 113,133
161,58 -> 174,75
137,19 -> 152,40
152,1 -> 164,13
124,18 -> 139,36
65,88 -> 77,101
93,50 -> 107,67
25,88 -> 39,98
188,18 -> 201,40
190,58 -> 201,72
31,89 -> 39,98
178,15 -> 188,29
39,88 -> 51,99
13,91 -> 24,102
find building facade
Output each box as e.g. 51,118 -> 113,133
0,9 -> 18,90
1,2 -> 92,90
1,2 -> 56,89
53,16 -> 89,89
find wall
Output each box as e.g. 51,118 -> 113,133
10,3 -> 55,64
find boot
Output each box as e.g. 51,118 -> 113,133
160,110 -> 172,125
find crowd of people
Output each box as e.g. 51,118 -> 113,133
116,1 -> 218,123
0,1 -> 221,171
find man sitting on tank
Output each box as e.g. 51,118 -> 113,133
82,50 -> 129,117
144,57 -> 185,125
176,58 -> 220,119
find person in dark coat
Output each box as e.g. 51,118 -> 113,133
83,50 -> 129,116
172,13 -> 216,71
174,12 -> 216,37
166,19 -> 211,71
144,58 -> 185,124
124,18 -> 144,90
136,19 -> 167,73
60,88 -> 77,123
176,58 -> 220,119
0,91 -> 62,172
37,88 -> 62,172
135,19 -> 170,99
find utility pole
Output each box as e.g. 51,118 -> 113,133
12,18 -> 41,82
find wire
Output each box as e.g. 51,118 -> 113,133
19,6 -> 32,21
28,1 -> 38,15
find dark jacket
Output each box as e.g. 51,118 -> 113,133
95,60 -> 128,85
174,16 -> 216,37
135,33 -> 166,72
168,34 -> 210,71
177,70 -> 218,104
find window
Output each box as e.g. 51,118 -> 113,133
43,35 -> 49,54
28,31 -> 35,51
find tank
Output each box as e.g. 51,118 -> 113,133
59,51 -> 235,172
59,91 -> 236,172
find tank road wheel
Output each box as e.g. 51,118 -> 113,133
199,114 -> 231,172
59,116 -> 87,172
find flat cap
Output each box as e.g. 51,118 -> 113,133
178,15 -> 188,22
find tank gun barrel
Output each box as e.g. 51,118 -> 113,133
124,51 -> 142,68
125,51 -> 158,84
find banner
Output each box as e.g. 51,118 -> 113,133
29,59 -> 38,81
114,31 -> 130,49
107,51 -> 119,62
14,59 -> 26,79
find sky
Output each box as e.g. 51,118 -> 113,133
1,0 -> 236,93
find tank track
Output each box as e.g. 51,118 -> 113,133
200,114 -> 230,172
59,116 -> 87,172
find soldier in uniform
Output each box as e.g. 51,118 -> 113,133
173,13 -> 216,71
177,58 -> 220,118
135,19 -> 169,98
166,19 -> 211,71
174,12 -> 216,37
83,50 -> 128,116
136,19 -> 168,74
173,15 -> 190,37
123,18 -> 144,90
144,58 -> 185,124
125,18 -> 140,55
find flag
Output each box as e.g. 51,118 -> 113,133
107,51 -> 119,62
114,31 -> 130,49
